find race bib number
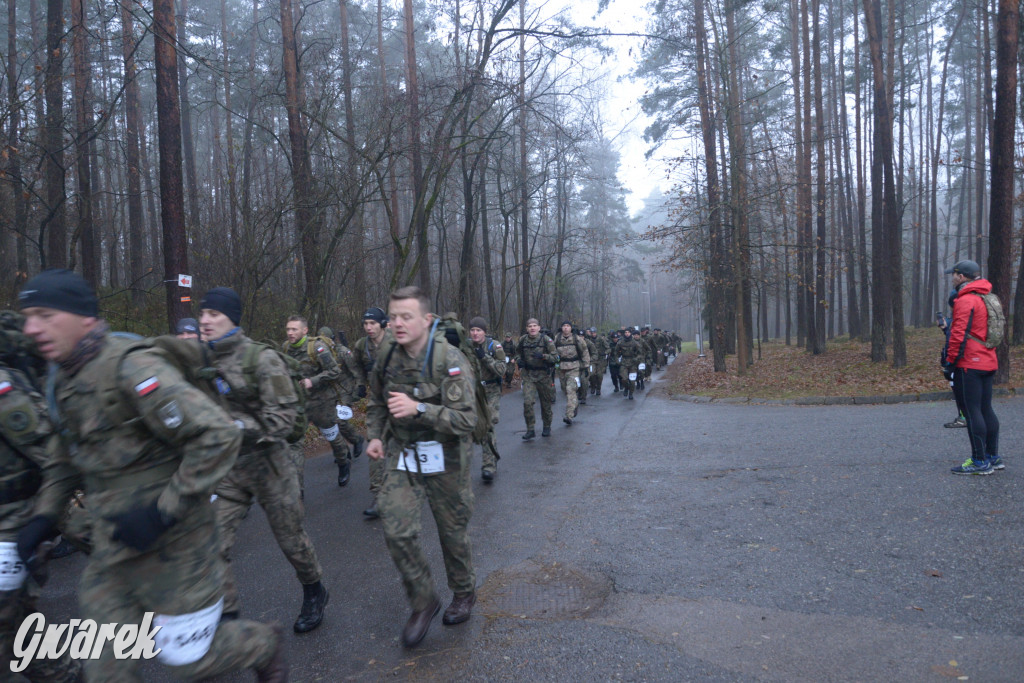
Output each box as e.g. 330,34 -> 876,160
154,598 -> 223,666
0,542 -> 27,591
396,441 -> 445,474
628,372 -> 638,381
574,376 -> 581,388
336,405 -> 353,420
638,363 -> 646,371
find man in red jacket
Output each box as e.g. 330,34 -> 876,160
944,260 -> 1001,475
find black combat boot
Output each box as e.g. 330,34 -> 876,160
294,581 -> 329,633
522,429 -> 536,440
541,424 -> 552,437
337,461 -> 351,487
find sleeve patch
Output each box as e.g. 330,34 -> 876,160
135,376 -> 160,396
0,382 -> 11,395
316,345 -> 326,354
448,367 -> 461,376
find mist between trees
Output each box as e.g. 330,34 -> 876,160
637,0 -> 1022,382
1,0 -> 1022,381
1,0 -> 671,341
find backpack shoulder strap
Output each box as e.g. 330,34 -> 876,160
241,340 -> 267,390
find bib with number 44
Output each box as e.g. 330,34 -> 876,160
396,440 -> 445,474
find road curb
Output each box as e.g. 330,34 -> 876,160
667,386 -> 1024,406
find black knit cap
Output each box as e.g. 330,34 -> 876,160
200,287 -> 242,325
560,320 -> 572,328
363,307 -> 387,324
175,318 -> 198,334
18,269 -> 99,317
468,316 -> 488,332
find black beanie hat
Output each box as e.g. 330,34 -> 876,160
560,320 -> 572,328
363,307 -> 387,324
200,287 -> 242,325
468,316 -> 488,332
18,269 -> 99,317
175,318 -> 199,335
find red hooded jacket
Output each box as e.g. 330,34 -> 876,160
946,278 -> 998,371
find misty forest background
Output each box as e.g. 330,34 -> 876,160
1,0 -> 1023,380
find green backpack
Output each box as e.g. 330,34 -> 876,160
966,292 -> 1006,349
241,341 -> 309,443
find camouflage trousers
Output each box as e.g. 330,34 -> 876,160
608,364 -> 621,390
76,520 -> 277,681
378,441 -> 475,612
1,579 -> 80,682
558,368 -> 582,420
619,364 -> 638,394
521,372 -> 554,430
481,384 -> 501,471
589,361 -> 607,392
308,396 -> 359,466
216,443 -> 323,614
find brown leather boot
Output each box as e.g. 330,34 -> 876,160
442,592 -> 477,626
402,598 -> 441,647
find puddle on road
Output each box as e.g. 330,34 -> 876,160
479,560 -> 611,620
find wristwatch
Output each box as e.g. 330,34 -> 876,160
415,402 -> 427,417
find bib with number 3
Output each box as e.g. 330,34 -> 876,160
396,441 -> 445,474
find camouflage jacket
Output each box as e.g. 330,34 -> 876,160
593,335 -> 610,362
583,338 -> 598,370
616,337 -> 644,369
553,333 -> 590,371
366,338 -> 478,459
283,336 -> 340,401
0,365 -> 48,540
207,329 -> 299,447
516,333 -> 558,378
33,333 -> 241,555
352,331 -> 391,387
474,337 -> 507,384
330,341 -> 361,404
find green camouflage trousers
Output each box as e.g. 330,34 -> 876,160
619,365 -> 638,394
378,442 -> 475,612
481,384 -> 501,471
215,443 -> 323,614
590,361 -> 607,392
1,580 -> 80,682
77,518 -> 277,681
521,373 -> 554,430
307,396 -> 358,465
558,368 -> 581,420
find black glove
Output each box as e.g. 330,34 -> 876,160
17,515 -> 57,565
532,351 -> 544,360
357,385 -> 367,399
108,502 -> 176,552
942,363 -> 954,382
475,346 -> 485,360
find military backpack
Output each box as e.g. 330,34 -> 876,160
965,292 -> 1006,349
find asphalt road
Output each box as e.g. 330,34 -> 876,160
38,359 -> 1024,681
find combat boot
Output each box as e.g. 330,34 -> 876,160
481,468 -> 495,483
522,429 -> 536,440
352,436 -> 365,458
541,424 -> 552,437
363,501 -> 380,519
337,461 -> 351,487
294,581 -> 329,633
255,624 -> 288,682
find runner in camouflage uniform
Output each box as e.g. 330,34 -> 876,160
200,288 -> 328,635
516,319 -> 557,439
468,317 -> 506,483
18,271 -> 285,682
366,287 -> 479,648
553,322 -> 590,426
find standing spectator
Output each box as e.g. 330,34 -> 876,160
944,260 -> 1002,475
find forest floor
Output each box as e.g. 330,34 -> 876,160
665,326 -> 1024,399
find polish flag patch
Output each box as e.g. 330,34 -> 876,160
134,376 -> 160,396
0,381 -> 11,396
448,367 -> 461,376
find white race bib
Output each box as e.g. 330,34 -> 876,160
628,372 -> 638,381
396,441 -> 445,474
154,598 -> 223,666
336,405 -> 353,420
574,376 -> 581,388
0,542 -> 27,591
638,363 -> 646,371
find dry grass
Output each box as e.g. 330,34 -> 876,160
665,327 -> 1024,399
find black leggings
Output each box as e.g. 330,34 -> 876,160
952,368 -> 999,462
